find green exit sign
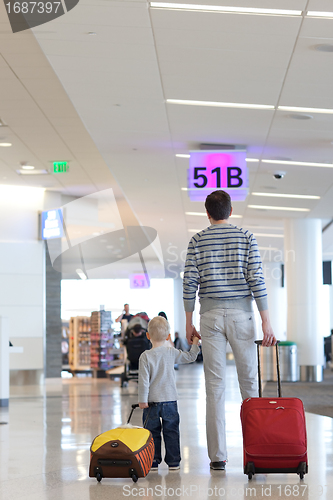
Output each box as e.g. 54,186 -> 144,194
53,161 -> 69,173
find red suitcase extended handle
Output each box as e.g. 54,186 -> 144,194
254,340 -> 282,398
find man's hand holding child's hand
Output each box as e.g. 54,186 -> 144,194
192,336 -> 200,346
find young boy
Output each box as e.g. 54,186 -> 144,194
138,316 -> 200,471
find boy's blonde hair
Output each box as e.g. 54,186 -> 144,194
148,316 -> 170,342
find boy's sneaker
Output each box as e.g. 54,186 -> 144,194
210,461 -> 226,470
150,461 -> 159,471
169,465 -> 180,471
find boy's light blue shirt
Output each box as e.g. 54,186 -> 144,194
138,344 -> 200,403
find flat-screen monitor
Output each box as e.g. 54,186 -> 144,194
41,208 -> 64,240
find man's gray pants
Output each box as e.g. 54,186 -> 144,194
200,308 -> 258,463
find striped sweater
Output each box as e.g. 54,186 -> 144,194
183,223 -> 268,314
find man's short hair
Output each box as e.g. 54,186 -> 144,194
205,190 -> 232,221
148,316 -> 170,342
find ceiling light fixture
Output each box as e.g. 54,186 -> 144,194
278,105 -> 333,114
22,165 -> 35,170
150,3 -> 302,16
246,225 -> 283,230
16,169 -> 49,175
314,44 -> 333,52
0,142 -> 12,147
252,192 -> 320,200
307,11 -> 333,18
262,159 -> 333,168
246,158 -> 260,162
186,212 -> 207,216
167,99 -> 275,110
253,233 -> 284,238
248,205 -> 310,212
289,113 -> 313,120
176,154 -> 190,158
185,211 -> 242,218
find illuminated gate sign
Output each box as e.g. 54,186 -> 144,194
130,274 -> 150,289
188,150 -> 249,201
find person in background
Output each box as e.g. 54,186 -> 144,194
183,189 -> 276,471
173,332 -> 181,350
123,323 -> 148,345
116,303 -> 133,323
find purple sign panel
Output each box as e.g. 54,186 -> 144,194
130,274 -> 150,289
188,150 -> 248,201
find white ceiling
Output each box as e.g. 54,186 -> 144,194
1,0 -> 333,276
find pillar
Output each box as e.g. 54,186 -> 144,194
262,262 -> 287,341
0,317 -> 9,407
173,278 -> 186,339
44,192 -> 62,379
284,219 -> 325,381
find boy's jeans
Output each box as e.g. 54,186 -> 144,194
200,308 -> 258,463
143,401 -> 180,466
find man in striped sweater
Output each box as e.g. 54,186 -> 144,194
183,190 -> 276,471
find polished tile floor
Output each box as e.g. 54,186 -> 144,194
1,362 -> 333,500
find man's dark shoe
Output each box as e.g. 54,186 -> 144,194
210,461 -> 226,470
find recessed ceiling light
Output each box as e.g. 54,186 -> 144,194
252,192 -> 320,200
167,99 -> 275,110
176,154 -> 190,158
87,32 -> 97,36
278,105 -> 333,114
186,212 -> 207,216
262,159 -> 333,168
289,113 -> 313,120
0,142 -> 12,147
22,165 -> 35,170
246,225 -> 283,230
253,233 -> 284,238
314,44 -> 333,52
307,11 -> 333,18
248,205 -> 310,212
16,169 -> 49,175
150,3 -> 302,16
230,214 -> 243,218
246,158 -> 260,162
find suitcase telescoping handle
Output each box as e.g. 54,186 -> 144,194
127,403 -> 156,428
254,340 -> 281,398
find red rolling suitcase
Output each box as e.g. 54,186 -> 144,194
240,341 -> 308,480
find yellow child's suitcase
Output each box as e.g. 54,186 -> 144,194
89,404 -> 154,482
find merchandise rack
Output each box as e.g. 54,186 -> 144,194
69,316 -> 91,372
90,311 -> 125,373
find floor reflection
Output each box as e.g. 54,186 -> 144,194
0,363 -> 332,500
